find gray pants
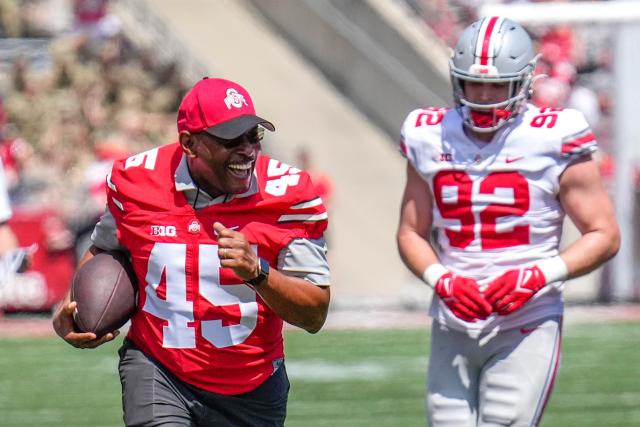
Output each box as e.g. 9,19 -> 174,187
427,316 -> 562,427
118,340 -> 289,427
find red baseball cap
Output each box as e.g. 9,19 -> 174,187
177,77 -> 275,139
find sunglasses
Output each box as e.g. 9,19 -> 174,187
211,126 -> 264,148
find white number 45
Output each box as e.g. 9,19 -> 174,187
143,242 -> 258,349
265,159 -> 300,196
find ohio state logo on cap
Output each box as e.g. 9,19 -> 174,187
224,88 -> 248,110
176,77 -> 275,139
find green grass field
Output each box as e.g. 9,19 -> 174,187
1,321 -> 639,427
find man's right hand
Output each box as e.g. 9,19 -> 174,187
52,300 -> 119,349
434,272 -> 493,322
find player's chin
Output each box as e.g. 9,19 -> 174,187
224,179 -> 252,195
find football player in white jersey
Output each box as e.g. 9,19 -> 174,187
397,17 -> 620,426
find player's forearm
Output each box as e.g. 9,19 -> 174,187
397,227 -> 440,279
559,225 -> 620,279
254,269 -> 330,334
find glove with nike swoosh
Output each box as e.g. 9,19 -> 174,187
422,264 -> 492,322
485,256 -> 568,315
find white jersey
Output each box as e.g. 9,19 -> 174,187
401,104 -> 596,335
0,160 -> 12,223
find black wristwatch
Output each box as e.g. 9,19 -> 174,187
246,257 -> 270,287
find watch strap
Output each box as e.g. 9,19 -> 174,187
246,257 -> 269,287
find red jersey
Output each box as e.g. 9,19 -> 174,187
106,143 -> 327,395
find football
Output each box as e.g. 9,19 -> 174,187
71,250 -> 138,337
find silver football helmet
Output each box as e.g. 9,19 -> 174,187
450,17 -> 538,132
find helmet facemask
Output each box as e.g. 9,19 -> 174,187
450,17 -> 538,133
450,59 -> 537,133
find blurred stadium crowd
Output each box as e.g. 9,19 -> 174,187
0,0 -> 190,311
0,0 -> 621,311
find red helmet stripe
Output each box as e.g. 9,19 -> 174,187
476,16 -> 502,66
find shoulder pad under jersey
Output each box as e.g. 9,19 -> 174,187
107,143 -> 182,214
254,155 -> 328,239
522,106 -> 597,159
400,107 -> 449,166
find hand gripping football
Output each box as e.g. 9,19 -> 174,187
71,251 -> 138,337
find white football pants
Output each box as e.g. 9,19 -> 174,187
426,315 -> 562,427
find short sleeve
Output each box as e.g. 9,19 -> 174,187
90,207 -> 125,251
277,237 -> 330,286
558,110 -> 597,159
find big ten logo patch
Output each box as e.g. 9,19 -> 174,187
151,225 -> 177,237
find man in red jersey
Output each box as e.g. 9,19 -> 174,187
53,77 -> 331,426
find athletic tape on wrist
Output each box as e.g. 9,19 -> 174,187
421,263 -> 448,288
537,256 -> 568,284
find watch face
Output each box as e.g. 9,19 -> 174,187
259,258 -> 270,276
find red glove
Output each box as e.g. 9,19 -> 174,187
434,272 -> 493,322
484,266 -> 547,315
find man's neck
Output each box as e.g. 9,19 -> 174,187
185,158 -> 224,199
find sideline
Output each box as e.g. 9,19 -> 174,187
1,304 -> 639,338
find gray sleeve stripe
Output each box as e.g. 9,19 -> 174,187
277,212 -> 328,223
291,197 -> 323,209
106,172 -> 117,192
111,197 -> 125,211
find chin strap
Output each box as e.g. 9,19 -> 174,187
469,109 -> 512,128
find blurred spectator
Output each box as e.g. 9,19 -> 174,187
0,124 -> 34,192
73,0 -> 109,30
0,0 -> 22,38
538,24 -> 574,64
566,77 -> 601,128
296,147 -> 334,210
0,0 -> 187,268
0,1 -> 193,311
0,159 -> 17,256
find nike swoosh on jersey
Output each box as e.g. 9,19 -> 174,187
505,156 -> 524,163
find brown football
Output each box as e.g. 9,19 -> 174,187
71,250 -> 137,337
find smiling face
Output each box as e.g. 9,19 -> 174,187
180,127 -> 262,198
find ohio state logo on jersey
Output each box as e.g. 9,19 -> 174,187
188,220 -> 201,234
